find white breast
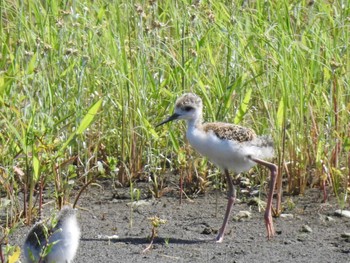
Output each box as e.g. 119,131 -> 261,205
186,126 -> 272,173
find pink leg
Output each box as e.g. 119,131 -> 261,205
216,169 -> 236,243
250,157 -> 278,239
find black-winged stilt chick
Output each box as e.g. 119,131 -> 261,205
24,206 -> 80,263
156,93 -> 277,242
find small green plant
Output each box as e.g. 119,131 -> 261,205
142,216 -> 167,253
128,178 -> 141,228
0,224 -> 21,263
2,244 -> 21,263
131,187 -> 141,202
331,167 -> 348,209
164,237 -> 170,246
285,197 -> 296,211
149,172 -> 164,199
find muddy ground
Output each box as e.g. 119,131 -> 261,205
11,179 -> 350,263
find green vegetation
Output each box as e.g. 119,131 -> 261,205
143,216 -> 167,253
0,0 -> 349,255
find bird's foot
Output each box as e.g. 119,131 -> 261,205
215,229 -> 225,243
215,235 -> 224,243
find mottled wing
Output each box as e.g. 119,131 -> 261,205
203,122 -> 256,142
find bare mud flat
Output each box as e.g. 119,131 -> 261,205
12,182 -> 350,263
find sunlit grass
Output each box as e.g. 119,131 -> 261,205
0,0 -> 349,258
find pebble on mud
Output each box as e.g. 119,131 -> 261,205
334,210 -> 350,218
127,200 -> 151,208
280,213 -> 294,219
233,211 -> 251,222
326,216 -> 335,222
301,225 -> 313,233
201,227 -> 214,235
297,233 -> 309,241
341,232 -> 350,238
341,232 -> 350,243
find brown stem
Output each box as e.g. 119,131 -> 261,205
142,227 -> 156,253
73,178 -> 96,208
39,177 -> 44,218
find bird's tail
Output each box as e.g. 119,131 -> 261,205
249,135 -> 275,159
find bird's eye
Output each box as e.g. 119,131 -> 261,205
183,106 -> 193,112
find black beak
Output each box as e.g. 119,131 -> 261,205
155,113 -> 180,127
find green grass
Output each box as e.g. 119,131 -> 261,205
0,0 -> 349,250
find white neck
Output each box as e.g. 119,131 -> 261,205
187,113 -> 203,130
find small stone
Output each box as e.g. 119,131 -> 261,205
238,210 -> 251,218
284,240 -> 292,245
201,227 -> 213,235
334,210 -> 350,218
341,232 -> 350,238
318,214 -> 336,223
326,216 -> 335,222
301,225 -> 312,233
233,211 -> 251,221
280,213 -> 294,219
127,200 -> 151,208
297,233 -> 308,241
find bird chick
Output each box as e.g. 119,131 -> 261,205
24,206 -> 80,263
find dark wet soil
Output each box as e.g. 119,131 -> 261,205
11,179 -> 350,263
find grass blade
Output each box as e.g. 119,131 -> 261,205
234,88 -> 252,124
76,98 -> 103,135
